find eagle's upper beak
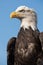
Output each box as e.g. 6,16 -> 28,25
10,12 -> 22,18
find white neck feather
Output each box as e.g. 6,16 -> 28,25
20,18 -> 37,31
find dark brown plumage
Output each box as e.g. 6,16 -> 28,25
37,51 -> 43,65
7,37 -> 16,65
14,27 -> 42,65
7,27 -> 43,65
37,32 -> 43,65
39,32 -> 43,49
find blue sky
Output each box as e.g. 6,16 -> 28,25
0,0 -> 43,65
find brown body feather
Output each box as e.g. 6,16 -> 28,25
7,37 -> 16,65
39,32 -> 43,49
37,32 -> 43,65
7,27 -> 42,65
14,27 -> 42,65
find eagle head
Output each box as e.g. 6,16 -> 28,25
10,6 -> 37,30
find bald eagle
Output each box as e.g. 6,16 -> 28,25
7,6 -> 42,65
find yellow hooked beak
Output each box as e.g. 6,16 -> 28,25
10,12 -> 22,18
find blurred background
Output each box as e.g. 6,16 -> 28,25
0,0 -> 43,65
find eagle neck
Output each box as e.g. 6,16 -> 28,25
20,18 -> 37,31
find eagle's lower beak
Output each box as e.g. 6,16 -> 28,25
10,12 -> 20,18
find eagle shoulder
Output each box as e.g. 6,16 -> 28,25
7,37 -> 16,65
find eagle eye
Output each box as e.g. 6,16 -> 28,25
19,10 -> 25,12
